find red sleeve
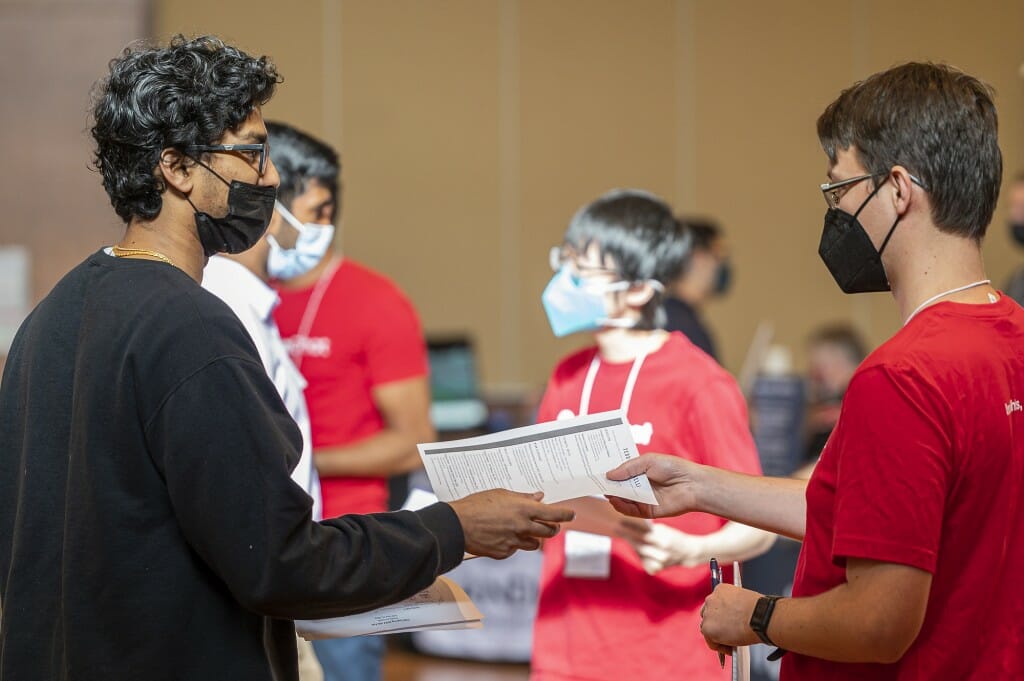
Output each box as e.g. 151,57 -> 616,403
684,375 -> 762,475
363,283 -> 428,387
830,366 -> 952,573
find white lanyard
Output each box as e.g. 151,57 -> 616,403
290,256 -> 343,369
578,350 -> 649,419
904,279 -> 991,326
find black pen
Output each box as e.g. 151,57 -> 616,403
709,557 -> 725,669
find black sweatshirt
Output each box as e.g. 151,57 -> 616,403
0,250 -> 464,681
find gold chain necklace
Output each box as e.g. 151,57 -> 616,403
111,245 -> 177,269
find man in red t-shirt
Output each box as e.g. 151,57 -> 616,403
608,63 -> 1024,679
268,122 -> 435,681
531,190 -> 775,681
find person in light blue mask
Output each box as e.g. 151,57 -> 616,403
532,189 -> 774,681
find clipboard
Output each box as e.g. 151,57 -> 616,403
732,561 -> 751,681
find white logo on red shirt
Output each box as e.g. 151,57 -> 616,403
1006,399 -> 1021,416
555,409 -> 654,445
283,335 -> 332,359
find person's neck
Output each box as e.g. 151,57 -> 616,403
120,210 -> 206,283
278,249 -> 339,290
594,327 -> 669,363
220,243 -> 270,282
888,226 -> 994,324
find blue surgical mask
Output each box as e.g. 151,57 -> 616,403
266,201 -> 335,280
541,266 -> 633,337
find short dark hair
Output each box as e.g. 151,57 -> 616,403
265,121 -> 340,221
808,323 -> 867,366
817,62 -> 1001,239
677,217 -> 721,253
564,189 -> 692,330
91,35 -> 281,223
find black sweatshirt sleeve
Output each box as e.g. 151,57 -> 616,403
144,355 -> 464,620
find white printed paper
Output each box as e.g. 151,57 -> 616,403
296,576 -> 482,639
417,410 -> 657,505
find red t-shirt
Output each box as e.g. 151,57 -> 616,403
531,332 -> 762,681
785,294 -> 1024,680
273,259 -> 428,518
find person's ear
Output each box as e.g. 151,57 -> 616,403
624,282 -> 657,308
157,148 -> 194,196
889,166 -> 916,216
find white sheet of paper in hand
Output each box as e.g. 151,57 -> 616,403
295,576 -> 482,639
417,410 -> 657,505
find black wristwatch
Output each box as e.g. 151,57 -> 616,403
749,595 -> 787,661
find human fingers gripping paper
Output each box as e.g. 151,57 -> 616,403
418,410 -> 657,505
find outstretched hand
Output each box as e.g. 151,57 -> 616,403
605,453 -> 704,519
448,489 -> 575,559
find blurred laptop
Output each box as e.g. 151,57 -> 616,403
427,335 -> 489,432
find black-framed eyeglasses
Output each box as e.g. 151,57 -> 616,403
185,143 -> 269,175
820,172 -> 928,210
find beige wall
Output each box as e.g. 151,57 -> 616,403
46,0 -> 1024,392
0,0 -> 149,311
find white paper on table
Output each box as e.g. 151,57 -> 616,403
417,410 -> 657,505
295,576 -> 482,639
732,561 -> 751,681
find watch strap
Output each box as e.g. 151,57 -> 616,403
749,595 -> 781,644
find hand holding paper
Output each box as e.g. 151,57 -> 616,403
605,452 -> 701,518
419,411 -> 658,505
448,489 -> 574,558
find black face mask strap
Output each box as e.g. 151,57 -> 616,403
184,153 -> 231,188
852,175 -> 887,220
183,153 -> 232,215
877,214 -> 901,257
852,174 -> 901,257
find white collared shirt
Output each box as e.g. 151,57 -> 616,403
202,256 -> 322,520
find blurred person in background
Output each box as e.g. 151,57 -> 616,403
0,36 -> 574,681
531,189 -> 774,681
1003,173 -> 1024,305
663,218 -> 731,361
268,121 -> 435,681
795,323 -> 867,479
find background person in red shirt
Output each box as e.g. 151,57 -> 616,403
607,63 -> 1024,680
531,189 -> 775,681
269,122 -> 435,681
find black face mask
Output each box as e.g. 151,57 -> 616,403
818,179 -> 901,294
187,159 -> 277,257
1010,221 -> 1024,248
713,260 -> 732,296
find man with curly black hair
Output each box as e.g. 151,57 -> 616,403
0,36 -> 573,681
